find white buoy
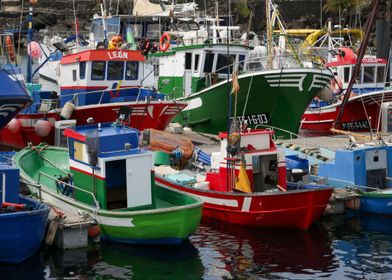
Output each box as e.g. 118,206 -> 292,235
7,118 -> 21,133
60,101 -> 75,120
317,84 -> 334,101
35,119 -> 52,137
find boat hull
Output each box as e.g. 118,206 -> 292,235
0,68 -> 31,129
359,191 -> 392,214
170,69 -> 333,138
0,101 -> 186,148
301,90 -> 392,133
155,176 -> 333,230
14,147 -> 203,245
0,196 -> 50,263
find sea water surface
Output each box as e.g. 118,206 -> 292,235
1,212 -> 392,280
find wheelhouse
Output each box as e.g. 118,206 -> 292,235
59,49 -> 155,106
153,44 -> 250,99
328,53 -> 388,93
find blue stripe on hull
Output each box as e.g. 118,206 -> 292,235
60,87 -> 164,107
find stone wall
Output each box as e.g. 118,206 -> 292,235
0,0 -> 384,35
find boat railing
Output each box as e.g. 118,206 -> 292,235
58,86 -> 162,107
254,124 -> 299,141
254,124 -> 339,158
199,54 -> 326,87
38,171 -> 101,210
316,176 -> 384,192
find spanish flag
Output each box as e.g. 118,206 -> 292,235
235,162 -> 252,193
231,71 -> 240,94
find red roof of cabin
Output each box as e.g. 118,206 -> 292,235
219,129 -> 273,139
63,128 -> 86,142
60,49 -> 145,65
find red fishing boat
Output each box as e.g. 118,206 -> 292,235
301,48 -> 392,133
147,127 -> 333,230
0,49 -> 186,148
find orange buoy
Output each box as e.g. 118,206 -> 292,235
159,33 -> 171,52
5,36 -> 15,62
88,225 -> 100,239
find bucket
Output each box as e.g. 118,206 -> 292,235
285,155 -> 309,174
292,168 -> 304,182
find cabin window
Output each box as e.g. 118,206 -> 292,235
194,54 -> 200,72
343,67 -> 350,83
73,141 -> 85,162
239,55 -> 245,72
79,62 -> 86,80
91,61 -> 106,80
203,53 -> 214,73
107,61 -> 124,80
363,66 -> 375,83
185,53 -> 192,70
377,66 -> 385,83
216,54 -> 235,74
146,24 -> 160,38
72,70 -> 77,81
125,62 -> 138,80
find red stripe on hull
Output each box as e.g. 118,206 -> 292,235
155,176 -> 332,230
70,166 -> 105,180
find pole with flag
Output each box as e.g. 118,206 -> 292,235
26,6 -> 33,84
72,0 -> 79,52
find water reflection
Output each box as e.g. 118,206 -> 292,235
3,215 -> 392,279
41,241 -> 203,280
323,212 -> 392,279
192,218 -> 338,279
0,253 -> 45,280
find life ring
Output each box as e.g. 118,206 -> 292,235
330,76 -> 343,93
5,36 -> 15,62
159,33 -> 171,52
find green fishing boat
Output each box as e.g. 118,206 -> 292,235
14,122 -> 203,245
149,0 -> 334,138
152,43 -> 333,138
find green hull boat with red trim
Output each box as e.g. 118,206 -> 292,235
14,122 -> 203,245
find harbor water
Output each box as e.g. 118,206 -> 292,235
1,213 -> 392,279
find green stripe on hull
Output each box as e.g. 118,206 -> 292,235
163,70 -> 333,138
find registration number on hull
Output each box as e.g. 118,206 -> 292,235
341,120 -> 370,130
235,114 -> 270,125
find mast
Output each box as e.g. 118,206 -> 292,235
266,0 -> 273,70
26,7 -> 33,84
72,0 -> 79,52
333,0 -> 379,129
100,3 -> 108,48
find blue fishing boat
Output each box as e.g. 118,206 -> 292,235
0,152 -> 50,263
0,34 -> 31,129
286,141 -> 392,215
